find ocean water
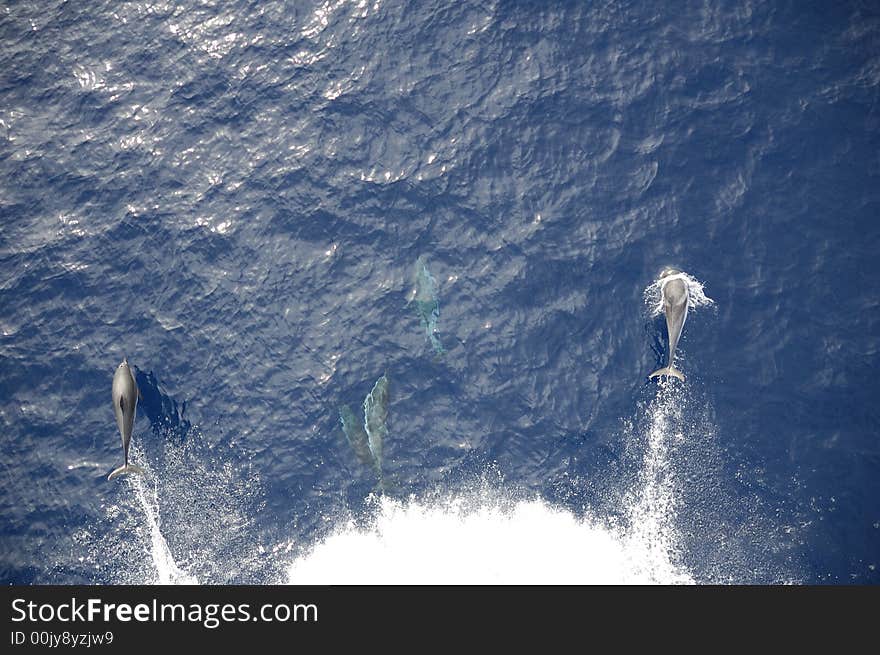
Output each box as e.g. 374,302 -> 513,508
1,0 -> 878,585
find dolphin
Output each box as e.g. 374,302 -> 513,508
363,373 -> 389,489
407,255 -> 445,355
108,358 -> 146,480
649,268 -> 688,381
339,404 -> 380,475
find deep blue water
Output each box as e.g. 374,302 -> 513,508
1,0 -> 878,584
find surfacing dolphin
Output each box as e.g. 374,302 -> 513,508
108,358 -> 146,480
649,268 -> 688,381
363,372 -> 389,489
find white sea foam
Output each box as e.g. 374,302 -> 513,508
621,380 -> 692,584
128,471 -> 199,585
286,492 -> 692,584
287,381 -> 694,585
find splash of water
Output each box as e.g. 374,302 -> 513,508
77,432 -> 267,584
621,381 -> 692,583
643,270 -> 715,318
127,471 -> 198,585
287,385 -> 697,587
286,492 -> 688,584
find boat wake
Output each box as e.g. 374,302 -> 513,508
286,381 -> 697,585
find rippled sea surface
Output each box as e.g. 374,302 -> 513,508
2,1 -> 878,584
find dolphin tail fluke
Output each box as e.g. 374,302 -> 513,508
372,471 -> 396,496
649,366 -> 685,381
108,464 -> 146,481
374,469 -> 387,495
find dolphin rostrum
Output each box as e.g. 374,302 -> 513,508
108,358 -> 145,480
649,268 -> 689,381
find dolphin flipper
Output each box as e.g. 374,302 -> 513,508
108,464 -> 146,481
649,367 -> 685,381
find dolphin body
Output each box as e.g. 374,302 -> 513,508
408,256 -> 445,355
339,404 -> 379,475
108,358 -> 145,480
649,268 -> 689,381
363,373 -> 389,490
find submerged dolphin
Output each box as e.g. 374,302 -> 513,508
649,268 -> 688,381
363,373 -> 389,487
108,358 -> 145,480
339,404 -> 379,475
408,255 -> 445,355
